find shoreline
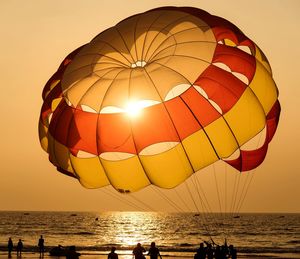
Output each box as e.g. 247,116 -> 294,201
1,251 -> 300,259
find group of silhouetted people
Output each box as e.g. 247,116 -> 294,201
7,238 -> 24,257
108,241 -> 236,259
133,242 -> 162,259
194,242 -> 237,259
108,242 -> 162,259
7,235 -> 45,258
7,235 -> 237,259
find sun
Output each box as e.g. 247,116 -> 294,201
125,101 -> 143,117
125,100 -> 159,118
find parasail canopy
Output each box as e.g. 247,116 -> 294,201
39,7 -> 280,193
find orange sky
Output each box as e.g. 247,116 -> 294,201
0,0 -> 299,212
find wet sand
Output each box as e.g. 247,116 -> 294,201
0,254 -> 214,259
1,252 -> 300,259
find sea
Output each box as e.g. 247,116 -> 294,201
0,211 -> 299,258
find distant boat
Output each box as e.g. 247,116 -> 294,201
95,217 -> 99,221
233,215 -> 240,219
70,214 -> 77,217
194,213 -> 200,217
23,213 -> 30,215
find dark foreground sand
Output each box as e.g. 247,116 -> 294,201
0,252 -> 299,259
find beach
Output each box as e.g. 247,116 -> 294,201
1,251 -> 300,259
0,212 -> 299,259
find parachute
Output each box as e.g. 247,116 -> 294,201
39,7 -> 280,197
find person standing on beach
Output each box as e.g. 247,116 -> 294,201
206,243 -> 213,259
228,245 -> 237,259
17,239 -> 23,257
132,243 -> 146,259
8,237 -> 13,258
147,242 -> 162,259
194,242 -> 206,259
38,235 -> 45,256
107,247 -> 118,259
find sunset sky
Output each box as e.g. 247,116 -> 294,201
0,0 -> 299,213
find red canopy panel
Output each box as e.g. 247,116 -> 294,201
194,65 -> 247,113
165,96 -> 202,140
213,44 -> 256,81
225,100 -> 281,171
97,113 -> 136,154
49,101 -> 74,147
180,86 -> 222,126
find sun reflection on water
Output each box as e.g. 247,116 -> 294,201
106,211 -> 162,247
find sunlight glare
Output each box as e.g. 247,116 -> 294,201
125,100 -> 159,118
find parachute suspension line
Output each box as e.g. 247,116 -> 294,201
150,186 -> 184,212
191,175 -> 212,214
231,172 -> 242,217
236,131 -> 264,213
232,172 -> 251,213
227,174 -> 238,242
229,172 -> 238,216
128,192 -> 157,211
190,174 -> 218,237
194,174 -> 214,214
184,178 -> 217,240
184,181 -> 200,213
190,176 -> 207,212
213,164 -> 223,215
191,176 -> 220,241
175,90 -> 226,235
224,163 -> 228,215
212,164 -> 229,241
224,163 -> 233,238
184,179 -> 216,241
174,188 -> 192,212
236,171 -> 256,214
101,187 -> 147,211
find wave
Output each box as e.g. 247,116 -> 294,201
51,231 -> 96,236
74,232 -> 95,236
287,240 -> 300,244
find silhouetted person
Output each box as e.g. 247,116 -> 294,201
228,245 -> 237,259
38,235 -> 45,256
8,238 -> 13,258
66,246 -> 80,259
194,242 -> 206,259
132,243 -> 146,259
17,239 -> 23,257
206,243 -> 213,259
147,242 -> 162,259
107,247 -> 118,259
215,245 -> 223,259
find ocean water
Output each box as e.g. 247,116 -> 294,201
0,211 -> 299,258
